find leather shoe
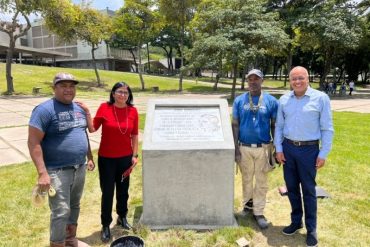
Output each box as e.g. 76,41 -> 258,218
117,217 -> 132,230
100,226 -> 111,243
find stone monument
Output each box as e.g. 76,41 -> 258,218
140,99 -> 236,229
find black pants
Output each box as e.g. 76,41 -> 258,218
98,155 -> 132,227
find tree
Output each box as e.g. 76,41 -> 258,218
0,0 -> 48,94
151,25 -> 181,74
44,2 -> 112,86
296,0 -> 362,88
190,0 -> 289,100
43,1 -> 80,49
159,0 -> 201,91
75,8 -> 112,86
266,0 -> 321,86
115,0 -> 161,90
108,34 -> 139,72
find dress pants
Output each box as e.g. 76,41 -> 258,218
98,155 -> 132,227
283,139 -> 319,233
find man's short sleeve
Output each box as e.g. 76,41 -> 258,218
232,97 -> 240,120
271,97 -> 279,119
29,105 -> 51,133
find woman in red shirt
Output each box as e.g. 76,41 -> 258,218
83,82 -> 139,243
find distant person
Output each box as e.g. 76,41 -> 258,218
79,82 -> 139,243
333,82 -> 337,95
274,66 -> 334,247
349,80 -> 355,95
324,82 -> 329,94
328,81 -> 334,95
232,69 -> 278,229
28,72 -> 95,247
340,82 -> 346,96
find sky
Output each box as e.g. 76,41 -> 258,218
72,0 -> 124,11
0,0 -> 124,23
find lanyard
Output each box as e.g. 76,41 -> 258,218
248,92 -> 263,112
247,92 -> 263,121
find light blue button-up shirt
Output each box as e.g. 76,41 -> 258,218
274,87 -> 334,159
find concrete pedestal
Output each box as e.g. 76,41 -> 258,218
140,99 -> 236,229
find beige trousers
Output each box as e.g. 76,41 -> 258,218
239,145 -> 269,215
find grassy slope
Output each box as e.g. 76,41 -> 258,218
0,63 -> 227,96
0,112 -> 369,246
0,63 -> 296,97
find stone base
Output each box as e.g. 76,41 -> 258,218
139,215 -> 238,230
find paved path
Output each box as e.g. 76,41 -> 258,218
0,92 -> 369,167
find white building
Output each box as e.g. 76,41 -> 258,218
0,8 -> 136,72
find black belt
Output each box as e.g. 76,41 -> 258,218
286,139 -> 319,146
240,142 -> 269,148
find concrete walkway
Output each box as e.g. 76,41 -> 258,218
0,92 -> 369,167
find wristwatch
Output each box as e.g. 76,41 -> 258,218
133,154 -> 139,158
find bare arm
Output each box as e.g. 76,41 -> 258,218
270,118 -> 276,141
131,134 -> 139,165
232,118 -> 241,163
75,100 -> 96,133
85,131 -> 95,171
28,126 -> 50,191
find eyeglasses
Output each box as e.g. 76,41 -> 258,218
291,77 -> 306,81
114,90 -> 129,96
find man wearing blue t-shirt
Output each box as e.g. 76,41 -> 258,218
232,69 -> 278,229
28,72 -> 94,247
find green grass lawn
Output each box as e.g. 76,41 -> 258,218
0,63 -> 296,97
0,112 -> 369,246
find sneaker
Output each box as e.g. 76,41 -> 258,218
282,223 -> 303,235
306,232 -> 318,247
254,215 -> 269,229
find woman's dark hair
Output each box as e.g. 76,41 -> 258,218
108,82 -> 134,106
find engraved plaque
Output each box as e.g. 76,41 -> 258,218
152,106 -> 224,142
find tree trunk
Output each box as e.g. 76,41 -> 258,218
129,49 -> 138,73
241,60 -> 248,90
91,45 -> 101,86
178,8 -> 185,92
213,73 -> 220,91
214,56 -> 223,90
6,38 -> 15,94
231,56 -> 238,101
285,46 -> 292,88
3,11 -> 31,94
169,47 -> 174,73
146,43 -> 150,73
320,48 -> 334,90
137,45 -> 145,90
273,59 -> 278,80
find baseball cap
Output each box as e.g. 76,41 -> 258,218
246,69 -> 264,79
53,72 -> 79,85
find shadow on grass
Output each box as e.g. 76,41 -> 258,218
79,214 -> 138,246
236,211 -> 307,247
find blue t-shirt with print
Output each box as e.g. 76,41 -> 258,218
29,98 -> 88,168
232,92 -> 278,144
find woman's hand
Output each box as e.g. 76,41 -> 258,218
132,156 -> 138,166
75,100 -> 89,112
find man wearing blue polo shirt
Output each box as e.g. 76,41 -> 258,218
274,66 -> 334,247
232,69 -> 278,229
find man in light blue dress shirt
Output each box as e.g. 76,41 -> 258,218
274,66 -> 334,247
